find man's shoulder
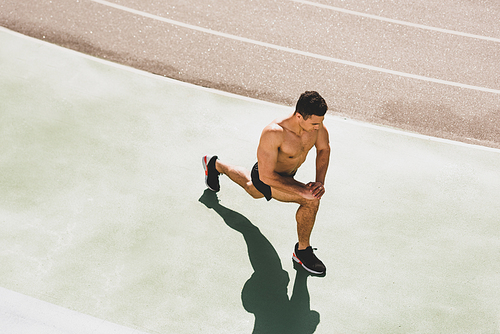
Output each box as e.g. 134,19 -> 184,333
264,120 -> 284,132
263,117 -> 286,134
260,121 -> 285,146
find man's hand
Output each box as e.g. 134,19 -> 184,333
306,182 -> 325,199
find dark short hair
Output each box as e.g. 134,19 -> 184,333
295,91 -> 328,119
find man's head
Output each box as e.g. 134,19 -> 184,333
294,91 -> 328,132
294,91 -> 328,120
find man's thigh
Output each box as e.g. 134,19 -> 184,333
270,186 -> 304,204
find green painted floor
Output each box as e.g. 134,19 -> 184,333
1,27 -> 500,333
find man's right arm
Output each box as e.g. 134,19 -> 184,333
256,125 -> 313,199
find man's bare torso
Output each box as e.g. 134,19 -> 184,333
272,117 -> 319,176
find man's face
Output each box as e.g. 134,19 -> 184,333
300,114 -> 324,132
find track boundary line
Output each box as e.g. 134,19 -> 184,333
2,26 -> 499,153
289,0 -> 500,44
90,0 -> 500,95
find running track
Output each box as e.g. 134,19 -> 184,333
2,2 -> 500,333
1,0 -> 499,148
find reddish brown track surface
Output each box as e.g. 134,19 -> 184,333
1,0 -> 499,148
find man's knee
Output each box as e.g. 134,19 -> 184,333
299,197 -> 320,209
245,182 -> 264,199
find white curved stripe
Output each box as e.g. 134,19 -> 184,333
2,26 -> 498,152
290,0 -> 500,44
90,0 -> 500,95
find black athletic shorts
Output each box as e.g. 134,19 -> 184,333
251,162 -> 272,201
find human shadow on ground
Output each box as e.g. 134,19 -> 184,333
199,189 -> 320,334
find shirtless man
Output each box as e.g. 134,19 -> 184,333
202,91 -> 330,275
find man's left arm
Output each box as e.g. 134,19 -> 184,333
308,124 -> 330,198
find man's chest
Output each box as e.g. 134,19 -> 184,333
279,132 -> 317,158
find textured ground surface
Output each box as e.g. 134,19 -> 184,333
1,28 -> 500,333
1,0 -> 499,148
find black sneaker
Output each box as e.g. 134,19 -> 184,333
202,155 -> 220,192
292,243 -> 326,275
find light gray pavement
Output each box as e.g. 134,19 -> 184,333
1,28 -> 500,333
1,0 -> 499,149
0,287 -> 151,334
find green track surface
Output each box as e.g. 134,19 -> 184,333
1,28 -> 499,333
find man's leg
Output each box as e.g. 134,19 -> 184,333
271,187 -> 325,275
270,187 -> 320,250
295,198 -> 320,250
215,159 -> 264,199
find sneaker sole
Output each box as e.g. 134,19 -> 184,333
202,155 -> 217,192
292,252 -> 325,275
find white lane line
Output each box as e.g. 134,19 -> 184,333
91,0 -> 500,95
3,26 -> 499,153
290,0 -> 500,44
